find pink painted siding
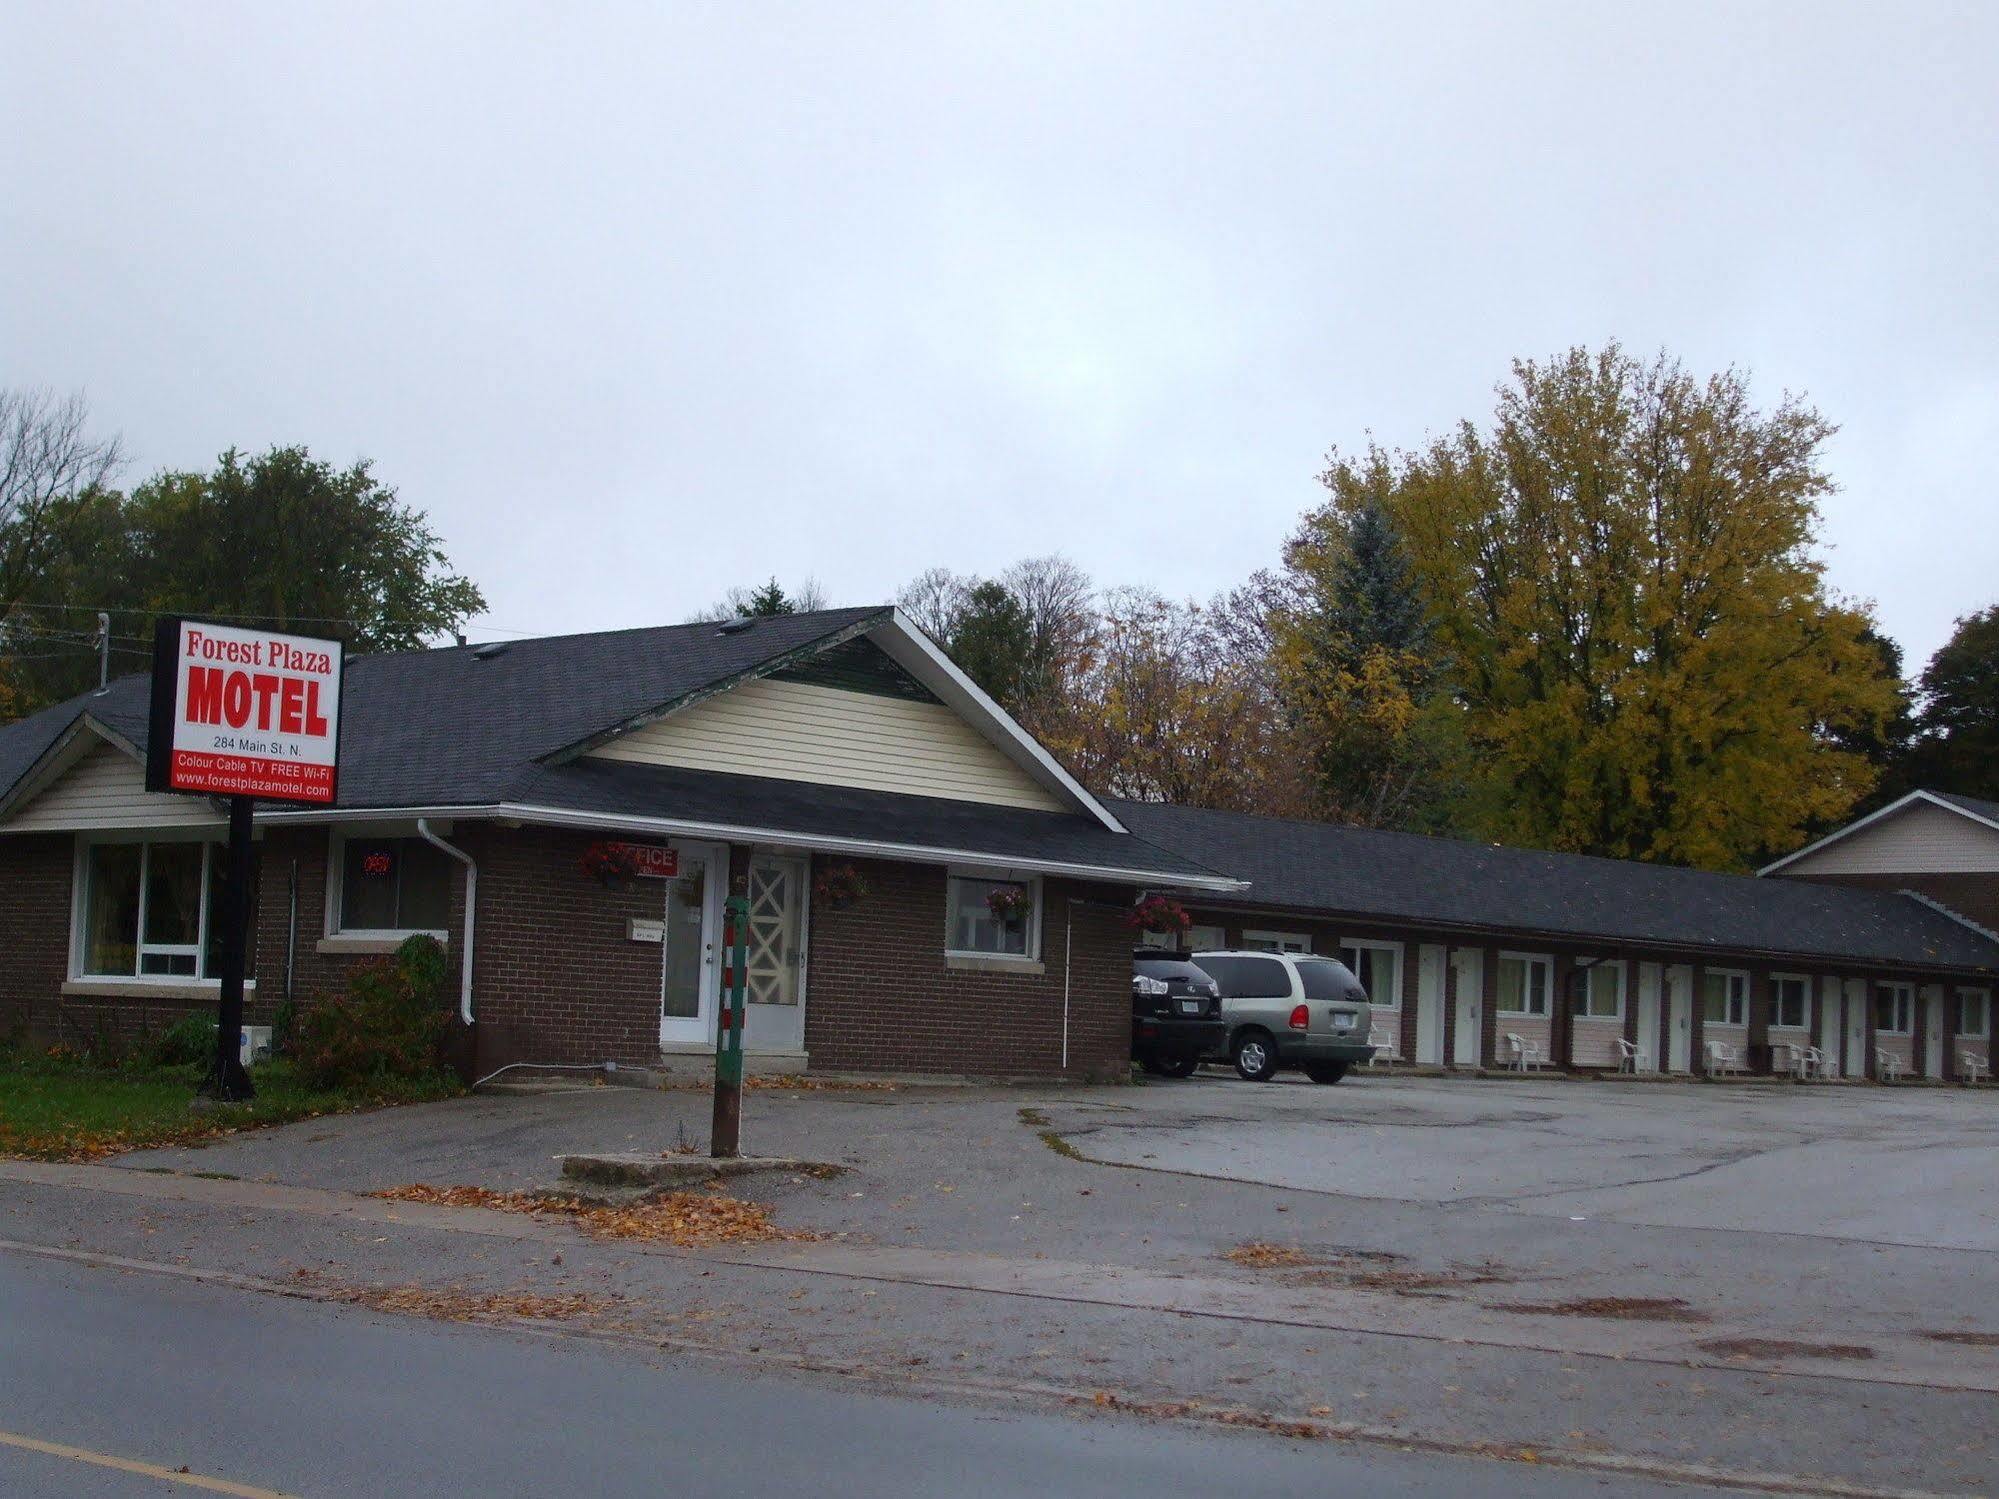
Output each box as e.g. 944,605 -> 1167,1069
1572,1017 -> 1623,1068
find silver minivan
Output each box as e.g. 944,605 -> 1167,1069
1191,950 -> 1376,1083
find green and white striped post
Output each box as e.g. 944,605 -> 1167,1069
711,893 -> 749,1157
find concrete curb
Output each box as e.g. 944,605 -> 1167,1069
557,1152 -> 839,1187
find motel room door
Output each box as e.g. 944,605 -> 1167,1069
1665,965 -> 1693,1073
658,844 -> 724,1050
1451,949 -> 1482,1067
743,854 -> 809,1054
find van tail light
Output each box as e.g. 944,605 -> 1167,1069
1288,1004 -> 1310,1031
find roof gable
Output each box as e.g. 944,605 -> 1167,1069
1760,791 -> 1999,876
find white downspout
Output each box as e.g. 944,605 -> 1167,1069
417,819 -> 477,1027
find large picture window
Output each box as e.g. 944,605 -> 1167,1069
945,872 -> 1039,959
76,838 -> 243,981
1959,989 -> 1991,1040
335,836 -> 453,935
1339,940 -> 1402,1010
1703,970 -> 1748,1027
1496,953 -> 1552,1016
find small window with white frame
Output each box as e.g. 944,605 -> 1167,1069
1242,929 -> 1311,954
1136,921 -> 1226,952
1575,959 -> 1624,1020
1339,939 -> 1402,1009
1958,988 -> 1991,1040
1496,952 -> 1552,1016
1874,981 -> 1915,1036
73,834 -> 246,982
1703,969 -> 1748,1027
330,832 -> 453,937
945,870 -> 1040,959
1771,974 -> 1810,1030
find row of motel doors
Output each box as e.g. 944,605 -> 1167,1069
650,844 -> 808,1055
1410,949 -> 1911,1077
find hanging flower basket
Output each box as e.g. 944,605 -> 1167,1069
579,841 -> 644,891
1125,894 -> 1192,936
986,884 -> 1034,923
813,862 -> 870,908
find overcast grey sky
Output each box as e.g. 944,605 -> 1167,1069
4,1 -> 1994,667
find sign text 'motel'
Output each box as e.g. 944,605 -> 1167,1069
146,619 -> 345,804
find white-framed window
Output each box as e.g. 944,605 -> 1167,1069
1136,922 -> 1227,952
1703,969 -> 1748,1027
1575,959 -> 1624,1020
1496,952 -> 1553,1016
1874,982 -> 1915,1036
1958,988 -> 1991,1040
1243,929 -> 1311,954
1340,939 -> 1403,1009
1771,974 -> 1810,1030
328,830 -> 453,938
72,833 -> 240,981
945,869 -> 1040,959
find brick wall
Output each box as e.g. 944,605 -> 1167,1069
804,856 -> 1134,1079
0,833 -> 75,1047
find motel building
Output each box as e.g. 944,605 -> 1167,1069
2,606 -> 1996,1085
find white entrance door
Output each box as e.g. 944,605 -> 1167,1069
1924,985 -> 1945,1079
1416,945 -> 1446,1066
657,845 -> 723,1049
1635,964 -> 1661,1073
1451,949 -> 1482,1067
1666,965 -> 1693,1073
743,854 -> 809,1054
1844,977 -> 1868,1079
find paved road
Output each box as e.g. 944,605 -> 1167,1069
0,1249 -> 1708,1498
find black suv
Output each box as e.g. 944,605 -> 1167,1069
1131,950 -> 1227,1077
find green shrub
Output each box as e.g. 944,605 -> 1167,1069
291,935 -> 453,1089
146,1013 -> 216,1070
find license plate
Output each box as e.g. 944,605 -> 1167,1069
1177,999 -> 1203,1015
1332,1014 -> 1355,1031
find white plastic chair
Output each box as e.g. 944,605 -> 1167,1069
1960,1051 -> 1990,1085
1616,1038 -> 1649,1074
1704,1039 -> 1742,1076
1504,1033 -> 1541,1072
1775,1042 -> 1812,1080
1800,1045 -> 1835,1081
1366,1026 -> 1399,1067
1876,1048 -> 1910,1083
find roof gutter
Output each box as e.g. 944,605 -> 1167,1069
257,801 -> 1245,893
416,818 -> 477,1026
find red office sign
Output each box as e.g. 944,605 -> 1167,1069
146,618 -> 345,804
610,842 -> 680,878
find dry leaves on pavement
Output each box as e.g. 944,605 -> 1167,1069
371,1182 -> 817,1247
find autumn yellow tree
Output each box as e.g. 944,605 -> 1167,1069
1303,344 -> 1898,869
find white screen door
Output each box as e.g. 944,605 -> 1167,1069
743,854 -> 808,1053
658,848 -> 720,1048
1451,949 -> 1482,1067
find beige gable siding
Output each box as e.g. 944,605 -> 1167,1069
1784,801 -> 1999,876
589,677 -> 1067,812
2,742 -> 223,832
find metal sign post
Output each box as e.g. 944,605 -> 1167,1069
711,893 -> 749,1157
144,616 -> 344,1106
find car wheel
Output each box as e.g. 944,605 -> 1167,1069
1155,1055 -> 1201,1079
1138,1057 -> 1166,1076
1232,1031 -> 1278,1082
1304,1061 -> 1350,1085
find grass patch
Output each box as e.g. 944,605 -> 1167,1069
1486,1296 -> 1707,1323
0,1055 -> 462,1162
1016,1106 -> 1084,1159
1700,1336 -> 1874,1362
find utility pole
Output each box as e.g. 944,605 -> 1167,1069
711,893 -> 749,1157
201,794 -> 257,1102
96,611 -> 110,692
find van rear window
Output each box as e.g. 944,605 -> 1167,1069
1196,955 -> 1290,998
1296,958 -> 1360,1001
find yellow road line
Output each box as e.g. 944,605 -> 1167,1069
0,1428 -> 298,1497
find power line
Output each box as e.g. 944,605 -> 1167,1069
3,600 -> 549,640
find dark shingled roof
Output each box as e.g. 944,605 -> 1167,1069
1113,800 -> 1999,974
0,608 -> 1231,885
1933,791 -> 1999,826
512,759 -> 1227,882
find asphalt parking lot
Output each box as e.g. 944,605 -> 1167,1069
1060,1070 -> 1999,1251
